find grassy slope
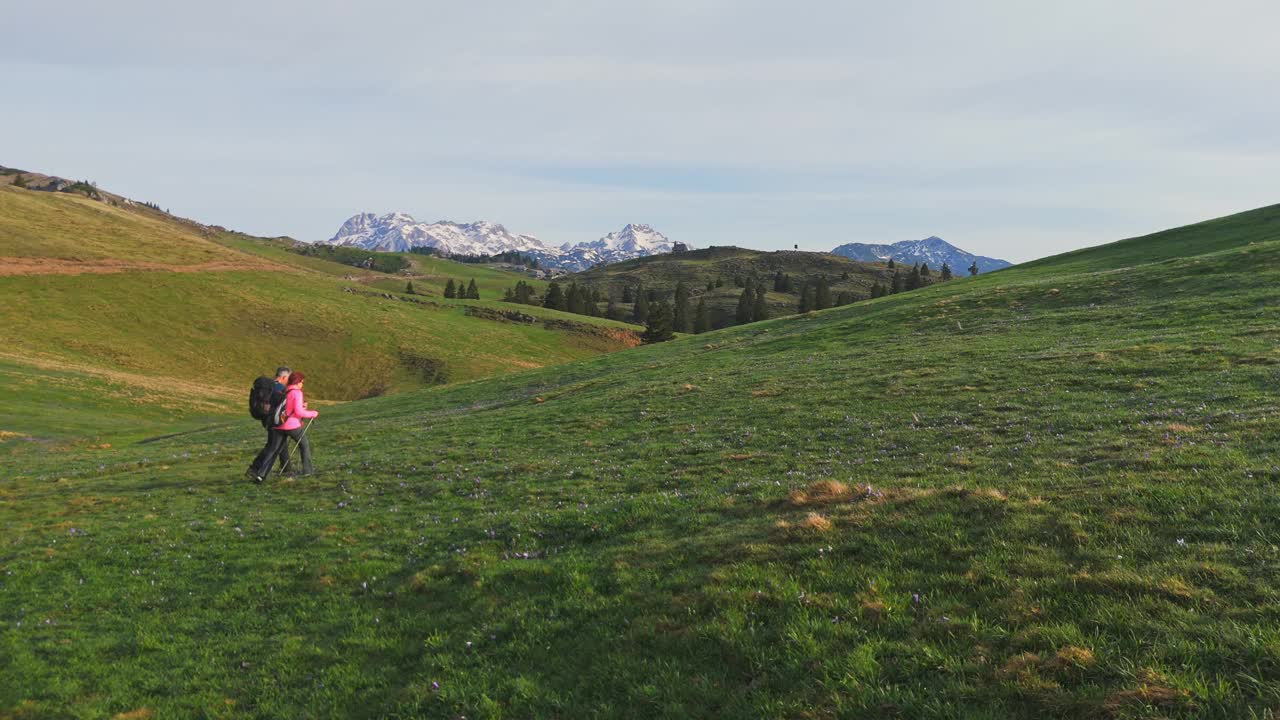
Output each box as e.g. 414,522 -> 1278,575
567,246 -> 905,326
0,186 -> 639,444
0,187 -> 233,264
3,204 -> 1280,718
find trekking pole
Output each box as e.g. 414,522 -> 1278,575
284,417 -> 314,469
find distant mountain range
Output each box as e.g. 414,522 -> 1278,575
323,213 -> 681,271
324,213 -> 1010,274
830,236 -> 1011,273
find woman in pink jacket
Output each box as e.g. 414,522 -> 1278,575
251,370 -> 319,481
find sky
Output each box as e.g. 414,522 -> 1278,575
3,0 -> 1278,263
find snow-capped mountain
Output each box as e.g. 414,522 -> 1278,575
830,236 -> 1011,273
323,214 -> 684,271
556,224 -> 676,269
326,213 -> 546,257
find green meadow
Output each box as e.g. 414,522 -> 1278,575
3,200 -> 1280,718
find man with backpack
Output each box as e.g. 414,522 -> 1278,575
246,366 -> 293,482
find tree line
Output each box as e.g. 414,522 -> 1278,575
498,258 -> 980,342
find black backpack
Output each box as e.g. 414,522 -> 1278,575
249,378 -> 290,427
249,377 -> 274,421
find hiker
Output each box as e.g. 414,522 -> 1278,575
247,366 -> 292,480
250,371 -> 318,482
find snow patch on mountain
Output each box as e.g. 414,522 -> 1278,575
323,214 -> 684,271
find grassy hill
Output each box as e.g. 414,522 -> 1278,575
0,184 -> 640,445
3,202 -> 1280,718
564,246 -> 940,327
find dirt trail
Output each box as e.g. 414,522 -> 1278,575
0,256 -> 280,276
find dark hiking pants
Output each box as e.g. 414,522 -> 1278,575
281,426 -> 312,475
250,427 -> 290,476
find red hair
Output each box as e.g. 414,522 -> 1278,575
287,371 -> 306,386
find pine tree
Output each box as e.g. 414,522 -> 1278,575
836,291 -> 853,306
736,287 -> 754,325
907,265 -> 922,291
798,280 -> 812,312
920,263 -> 931,278
694,297 -> 711,333
715,277 -> 724,288
841,271 -> 850,281
503,287 -> 515,302
634,289 -> 650,324
622,285 -> 635,303
753,288 -> 768,321
444,279 -> 456,298
467,279 -> 479,299
887,258 -> 896,269
565,283 -> 582,314
512,280 -> 535,304
968,262 -> 979,277
773,270 -> 786,292
606,298 -> 622,321
673,281 -> 691,332
641,301 -> 674,343
12,174 -> 26,189
544,281 -> 566,311
705,281 -> 714,292
405,281 -> 415,295
891,270 -> 905,294
816,276 -> 833,310
941,263 -> 953,281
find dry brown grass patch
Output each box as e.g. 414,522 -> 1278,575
750,387 -> 781,397
679,383 -> 700,393
112,710 -> 154,720
1045,646 -> 1095,671
1103,669 -> 1191,713
798,512 -> 832,531
776,512 -> 833,535
945,486 -> 1007,501
1166,423 -> 1197,433
859,600 -> 887,619
998,652 -> 1041,678
787,480 -> 851,506
1157,576 -> 1199,600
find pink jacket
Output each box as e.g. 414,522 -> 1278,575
276,385 -> 318,430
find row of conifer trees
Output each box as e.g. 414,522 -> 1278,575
497,258 -> 979,340
442,278 -> 479,299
